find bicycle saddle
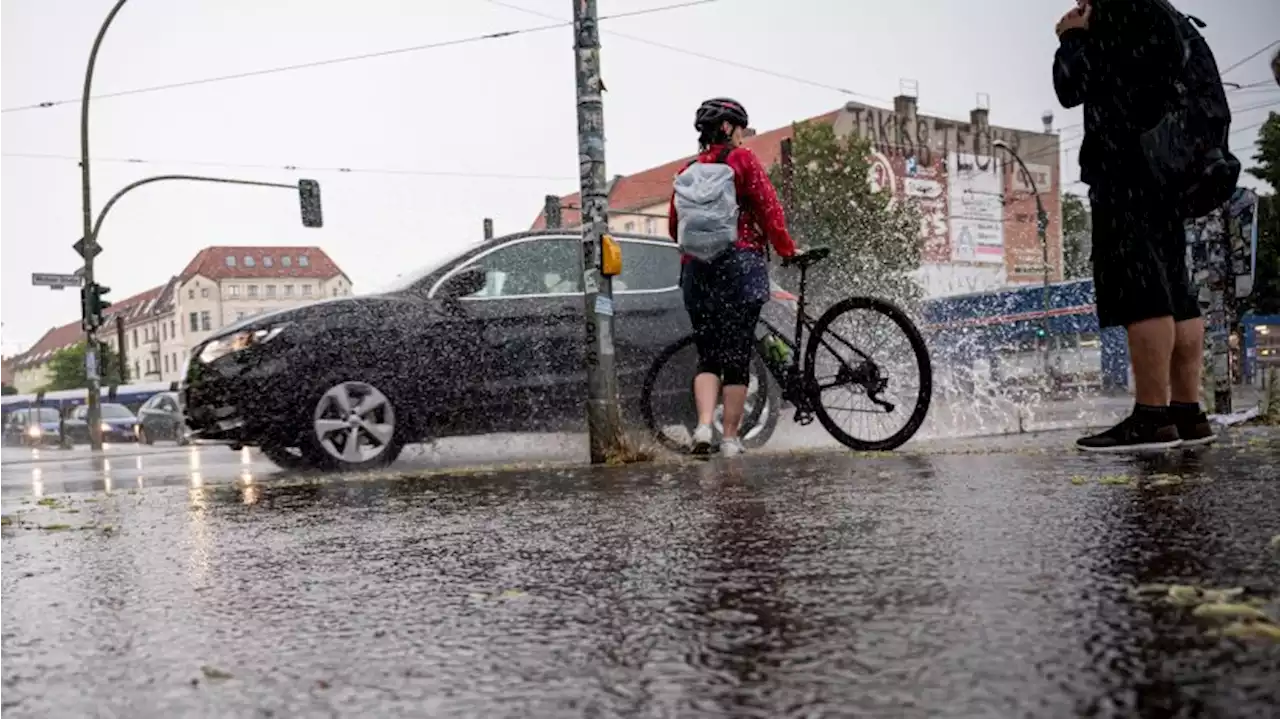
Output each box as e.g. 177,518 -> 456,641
781,246 -> 831,269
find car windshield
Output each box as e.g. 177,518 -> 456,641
23,408 -> 60,422
100,404 -> 134,419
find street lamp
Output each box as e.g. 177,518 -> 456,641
992,140 -> 1052,379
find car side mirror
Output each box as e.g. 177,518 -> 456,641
436,266 -> 486,301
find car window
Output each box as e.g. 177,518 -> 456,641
614,240 -> 680,293
141,396 -> 159,410
160,398 -> 178,412
456,239 -> 582,298
72,406 -> 87,420
101,404 -> 133,418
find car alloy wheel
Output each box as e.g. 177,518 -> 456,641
311,380 -> 398,467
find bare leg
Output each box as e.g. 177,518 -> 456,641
1126,316 -> 1176,406
694,372 -> 720,427
720,385 -> 748,440
1170,317 -> 1205,404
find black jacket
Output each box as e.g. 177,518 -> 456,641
1053,0 -> 1184,189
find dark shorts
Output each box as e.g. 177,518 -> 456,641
680,249 -> 769,386
1089,185 -> 1201,329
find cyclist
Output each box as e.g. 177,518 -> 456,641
667,97 -> 797,456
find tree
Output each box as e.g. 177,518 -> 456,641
41,341 -> 127,392
1061,192 -> 1092,281
1,385 -> 17,396
767,121 -> 922,310
1240,112 -> 1280,317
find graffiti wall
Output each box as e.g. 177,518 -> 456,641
835,100 -> 1063,296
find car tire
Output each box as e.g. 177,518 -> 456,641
260,443 -> 317,471
138,425 -> 154,445
299,377 -> 403,472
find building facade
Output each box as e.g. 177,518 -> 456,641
9,246 -> 351,393
533,95 -> 1063,299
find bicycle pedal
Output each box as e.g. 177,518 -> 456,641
794,411 -> 814,426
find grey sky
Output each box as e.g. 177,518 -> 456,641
3,0 -> 1277,355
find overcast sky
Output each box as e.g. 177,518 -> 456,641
3,0 -> 1277,355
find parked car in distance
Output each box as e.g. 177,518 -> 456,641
71,402 -> 139,443
183,231 -> 794,472
135,391 -> 190,445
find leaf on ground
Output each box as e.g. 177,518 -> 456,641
200,665 -> 233,680
1098,474 -> 1131,485
1209,621 -> 1280,641
499,589 -> 527,599
1132,583 -> 1171,597
1070,476 -> 1089,485
39,524 -> 71,532
1191,602 -> 1270,621
36,498 -> 60,508
0,516 -> 11,527
1200,587 -> 1246,603
1269,535 -> 1280,550
1166,585 -> 1202,606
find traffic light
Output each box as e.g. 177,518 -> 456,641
81,283 -> 111,330
298,179 -> 323,228
1035,326 -> 1047,338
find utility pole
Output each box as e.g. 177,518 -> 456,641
572,0 -> 624,463
78,0 -> 129,451
115,315 -> 128,382
483,217 -> 494,240
994,140 -> 1052,377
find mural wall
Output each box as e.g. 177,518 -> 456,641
834,100 -> 1063,298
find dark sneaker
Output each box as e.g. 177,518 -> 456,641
1173,411 -> 1217,447
1076,414 -> 1182,453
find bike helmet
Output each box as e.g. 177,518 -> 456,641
694,98 -> 749,131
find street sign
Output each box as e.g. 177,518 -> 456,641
32,272 -> 84,289
73,237 -> 101,260
85,348 -> 99,382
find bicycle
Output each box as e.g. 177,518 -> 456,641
640,246 -> 933,453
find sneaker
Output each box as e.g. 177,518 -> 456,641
1172,410 -> 1217,447
720,437 -> 745,457
691,424 -> 714,455
1076,414 -> 1182,453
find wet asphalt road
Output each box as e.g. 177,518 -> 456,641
3,428 -> 1280,718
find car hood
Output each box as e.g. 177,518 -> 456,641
102,417 -> 138,426
208,294 -> 419,340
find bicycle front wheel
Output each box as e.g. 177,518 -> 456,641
640,334 -> 779,454
803,296 -> 932,451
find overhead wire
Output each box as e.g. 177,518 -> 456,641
0,0 -> 721,114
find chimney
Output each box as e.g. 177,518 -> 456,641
894,78 -> 918,119
970,92 -> 990,130
1041,109 -> 1055,134
743,127 -> 758,138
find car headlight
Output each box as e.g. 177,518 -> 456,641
26,426 -> 41,438
100,423 -> 112,433
199,325 -> 289,363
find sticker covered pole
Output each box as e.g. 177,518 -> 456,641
572,0 -> 624,463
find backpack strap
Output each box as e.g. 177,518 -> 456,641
715,145 -> 734,164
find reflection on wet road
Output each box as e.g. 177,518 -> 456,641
3,429 -> 1279,717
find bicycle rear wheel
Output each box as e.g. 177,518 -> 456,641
640,334 -> 780,454
803,296 -> 932,451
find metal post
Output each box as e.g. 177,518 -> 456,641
544,194 -> 563,229
1210,206 -> 1233,414
994,141 -> 1052,377
115,315 -> 127,382
79,0 -> 129,452
572,0 -> 624,464
483,217 -> 494,240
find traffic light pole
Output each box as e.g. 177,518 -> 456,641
79,0 -> 130,451
572,0 -> 625,464
994,141 -> 1052,378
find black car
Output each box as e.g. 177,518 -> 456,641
136,391 -> 190,445
183,231 -> 790,471
70,402 -> 139,443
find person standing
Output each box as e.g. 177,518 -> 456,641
1053,0 -> 1217,451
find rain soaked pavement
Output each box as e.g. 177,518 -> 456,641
3,426 -> 1279,717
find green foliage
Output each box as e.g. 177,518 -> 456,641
41,342 -> 127,392
1240,113 -> 1280,317
767,121 -> 922,310
1,385 -> 17,396
1246,112 -> 1280,191
1061,192 -> 1092,281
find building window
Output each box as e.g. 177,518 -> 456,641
145,358 -> 152,374
263,256 -> 273,267
301,284 -> 312,296
132,329 -> 138,348
173,353 -> 179,371
245,256 -> 256,267
200,311 -> 211,331
284,285 -> 294,297
236,311 -> 246,320
248,285 -> 259,298
164,355 -> 170,373
645,218 -> 656,235
228,285 -> 240,297
265,285 -> 276,298
170,320 -> 176,337
161,323 -> 167,341
332,287 -> 338,297
189,312 -> 199,332
201,287 -> 209,298
282,256 -> 292,267
188,289 -> 195,300
225,256 -> 236,267
134,361 -> 141,379
298,256 -> 309,267
624,221 -> 636,231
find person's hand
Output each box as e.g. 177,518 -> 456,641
1056,5 -> 1090,36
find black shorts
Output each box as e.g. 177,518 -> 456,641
680,249 -> 769,386
1089,185 -> 1201,329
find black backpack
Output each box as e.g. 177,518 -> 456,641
1140,2 -> 1241,219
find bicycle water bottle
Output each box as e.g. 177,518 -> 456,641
759,332 -> 791,368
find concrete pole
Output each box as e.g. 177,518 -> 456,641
571,0 -> 624,463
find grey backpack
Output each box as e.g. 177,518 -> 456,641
673,146 -> 739,263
